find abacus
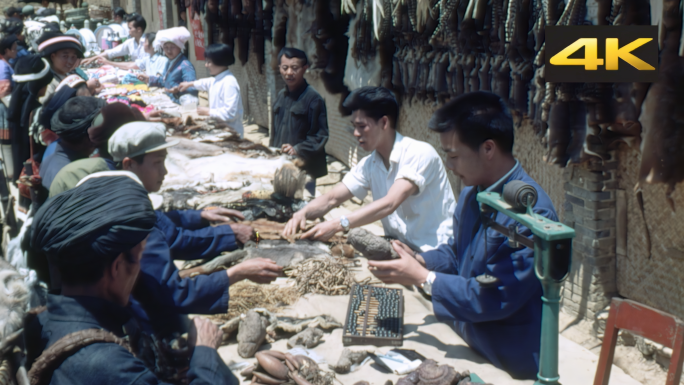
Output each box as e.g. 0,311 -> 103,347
342,284 -> 404,346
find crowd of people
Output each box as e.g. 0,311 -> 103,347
0,6 -> 559,385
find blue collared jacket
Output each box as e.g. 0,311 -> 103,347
149,54 -> 198,104
132,210 -> 238,335
421,164 -> 557,379
26,294 -> 236,385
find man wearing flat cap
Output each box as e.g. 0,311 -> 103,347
25,174 -> 237,384
39,96 -> 105,189
108,122 -> 282,335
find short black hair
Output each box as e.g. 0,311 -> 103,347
113,7 -> 126,18
429,91 -> 514,153
59,250 -> 137,286
205,43 -> 234,67
342,86 -> 399,128
127,13 -> 146,32
116,153 -> 146,169
6,7 -> 18,17
143,32 -> 156,49
0,35 -> 17,56
278,47 -> 307,66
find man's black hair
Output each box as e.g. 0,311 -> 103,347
59,250 -> 137,286
6,7 -> 18,17
205,43 -> 234,67
428,91 -> 514,153
342,86 -> 399,128
113,7 -> 126,18
127,13 -> 146,32
0,35 -> 17,56
143,32 -> 156,48
278,47 -> 308,66
115,153 -> 146,169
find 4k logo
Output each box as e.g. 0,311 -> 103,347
546,26 -> 658,83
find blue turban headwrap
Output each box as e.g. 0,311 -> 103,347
30,175 -> 156,266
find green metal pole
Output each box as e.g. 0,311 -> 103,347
534,237 -> 569,385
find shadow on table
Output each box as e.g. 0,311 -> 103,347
403,315 -> 488,365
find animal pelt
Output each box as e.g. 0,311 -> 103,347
273,162 -> 307,199
0,259 -> 29,354
637,0 -> 684,210
178,240 -> 332,278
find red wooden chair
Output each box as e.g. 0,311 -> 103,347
594,298 -> 684,385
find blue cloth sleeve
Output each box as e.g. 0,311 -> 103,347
135,228 -> 230,314
149,75 -> 161,87
155,211 -> 238,260
181,59 -> 198,95
187,347 -> 237,385
162,210 -> 206,229
421,238 -> 459,274
430,208 -> 555,324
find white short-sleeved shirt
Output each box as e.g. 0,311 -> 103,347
342,133 -> 456,251
135,54 -> 169,77
193,70 -> 244,137
106,37 -> 147,61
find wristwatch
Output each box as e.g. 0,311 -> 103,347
421,271 -> 436,296
340,216 -> 350,233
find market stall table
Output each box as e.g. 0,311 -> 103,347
213,257 -> 641,385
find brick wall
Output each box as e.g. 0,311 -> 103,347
560,158 -> 618,321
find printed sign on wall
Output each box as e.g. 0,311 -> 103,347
157,0 -> 164,29
190,11 -> 205,61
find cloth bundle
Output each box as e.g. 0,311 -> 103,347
153,27 -> 191,52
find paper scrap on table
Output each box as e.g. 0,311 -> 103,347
375,351 -> 422,375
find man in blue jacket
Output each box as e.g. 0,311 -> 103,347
369,91 -> 557,379
107,122 -> 282,335
27,174 -> 236,384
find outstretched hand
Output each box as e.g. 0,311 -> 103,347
282,211 -> 308,238
227,258 -> 282,284
300,220 -> 341,242
368,241 -> 429,286
201,207 -> 245,223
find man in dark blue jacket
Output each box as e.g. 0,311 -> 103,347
108,122 -> 282,335
368,92 -> 557,379
27,174 -> 236,384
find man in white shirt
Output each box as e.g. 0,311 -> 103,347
113,7 -> 130,37
82,14 -> 148,64
177,44 -> 244,137
283,86 -> 456,251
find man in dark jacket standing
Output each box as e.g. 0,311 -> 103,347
271,47 -> 329,195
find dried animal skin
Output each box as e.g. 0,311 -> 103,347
238,310 -> 270,358
273,163 -> 306,199
0,258 -> 29,351
348,228 -> 399,260
179,241 -> 331,278
329,348 -> 372,373
287,327 -> 324,349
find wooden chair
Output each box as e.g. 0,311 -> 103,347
594,298 -> 684,385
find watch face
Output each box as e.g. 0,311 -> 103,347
341,217 -> 350,227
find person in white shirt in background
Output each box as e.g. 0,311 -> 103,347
176,44 -> 244,137
283,86 -> 456,252
94,32 -> 168,78
113,7 -> 130,37
82,14 -> 148,65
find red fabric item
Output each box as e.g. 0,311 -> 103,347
41,129 -> 59,147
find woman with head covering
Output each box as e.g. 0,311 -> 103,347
7,55 -> 53,181
35,31 -> 85,104
137,27 -> 197,105
0,35 -> 19,171
94,32 -> 168,78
